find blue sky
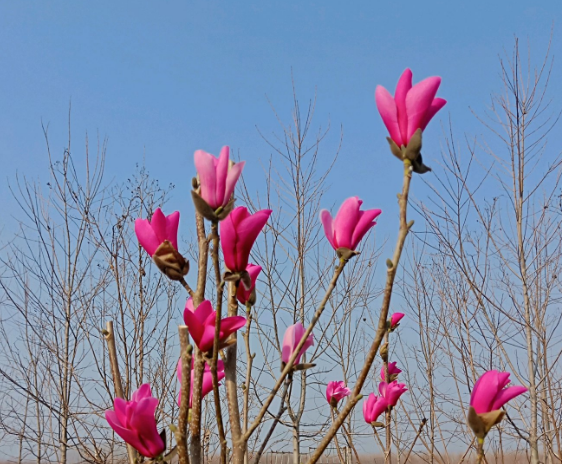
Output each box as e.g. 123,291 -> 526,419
0,0 -> 560,229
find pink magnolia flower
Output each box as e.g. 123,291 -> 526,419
135,208 -> 180,257
380,362 -> 402,381
375,68 -> 446,147
326,381 -> 351,407
390,312 -> 404,329
320,197 -> 382,251
221,207 -> 272,272
237,264 -> 262,305
194,146 -> 245,209
177,358 -> 225,408
281,322 -> 314,366
470,370 -> 528,414
183,300 -> 246,353
105,384 -> 165,458
363,393 -> 389,424
379,381 -> 408,407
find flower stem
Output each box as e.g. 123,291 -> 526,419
305,160 -> 414,464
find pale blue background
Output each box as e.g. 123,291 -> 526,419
0,1 -> 560,226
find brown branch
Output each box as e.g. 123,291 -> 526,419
176,326 -> 192,464
242,258 -> 348,443
210,222 -> 227,464
104,321 -> 137,464
306,160 -> 414,464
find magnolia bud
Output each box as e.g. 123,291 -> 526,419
467,406 -> 505,439
152,240 -> 189,281
379,342 -> 389,361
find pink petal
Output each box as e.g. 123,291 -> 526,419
135,219 -> 160,256
375,86 -> 402,146
150,209 -> 168,245
420,98 -> 447,131
281,323 -> 301,363
350,208 -> 382,250
295,333 -> 314,364
405,76 -> 441,142
113,398 -> 129,426
131,384 -> 152,403
220,207 -> 248,271
165,211 -> 180,251
198,323 -> 218,352
395,69 -> 413,146
214,146 -> 230,207
194,150 -> 219,208
184,298 -> 195,313
237,264 -> 262,304
223,160 -> 245,206
390,313 -> 405,328
195,300 -> 215,324
333,197 -> 361,250
183,308 -> 204,348
491,385 -> 528,411
129,397 -> 165,458
470,370 -> 501,414
234,209 -> 272,271
320,210 -> 336,250
220,316 -> 247,339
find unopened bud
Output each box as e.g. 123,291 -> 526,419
379,342 -> 389,361
152,240 -> 190,281
467,406 -> 505,439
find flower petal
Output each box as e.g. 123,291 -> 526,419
406,76 -> 441,142
224,160 -> 245,206
150,209 -> 167,245
332,197 -> 361,250
395,69 -> 413,145
320,209 -> 336,250
135,219 -> 160,256
195,150 -> 218,208
420,98 -> 446,131
375,86 -> 402,146
350,208 -> 382,250
491,385 -> 528,411
165,211 -> 180,251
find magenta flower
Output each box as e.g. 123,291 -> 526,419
379,381 -> 408,407
380,362 -> 402,381
177,358 -> 225,408
105,384 -> 165,458
363,393 -> 389,424
375,68 -> 446,147
326,381 -> 351,407
183,300 -> 246,353
320,197 -> 382,251
470,370 -> 528,414
135,208 -> 179,257
390,313 -> 404,330
221,207 -> 272,273
194,146 -> 245,210
237,264 -> 262,305
281,322 -> 314,366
